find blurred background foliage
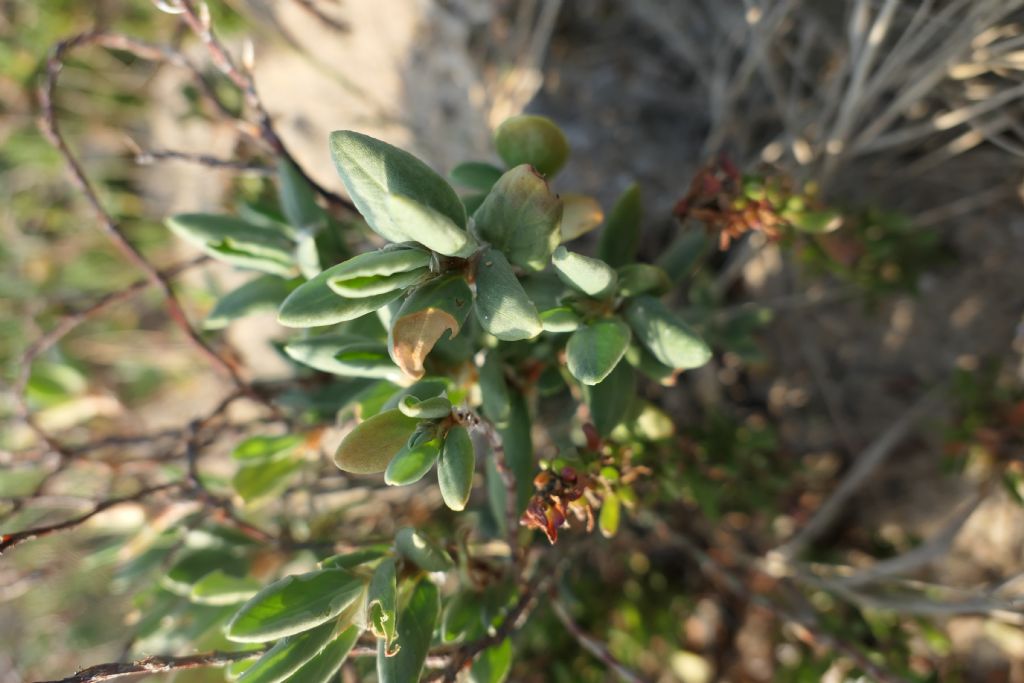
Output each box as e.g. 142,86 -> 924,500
3,1 -> 1024,683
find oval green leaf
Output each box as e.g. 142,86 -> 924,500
398,395 -> 452,419
582,360 -> 635,437
552,246 -> 617,299
565,318 -> 631,386
237,618 -> 340,683
384,437 -> 441,486
449,161 -> 504,192
494,115 -> 569,177
472,166 -> 562,272
622,296 -> 712,370
205,276 -> 294,330
367,558 -> 399,656
283,626 -> 359,683
284,336 -> 403,382
473,247 -> 542,341
377,579 -> 440,683
438,425 -> 475,511
394,527 -> 454,572
329,130 -> 466,243
278,263 -> 402,328
385,193 -> 474,257
334,409 -> 419,474
225,568 -> 365,643
616,263 -> 670,298
166,214 -> 296,276
597,183 -> 642,268
599,491 -> 620,538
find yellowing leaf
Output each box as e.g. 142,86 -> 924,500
559,194 -> 604,242
388,276 -> 473,379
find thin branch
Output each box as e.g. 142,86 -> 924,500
835,490 -> 986,588
291,0 -> 350,33
37,32 -> 251,394
34,648 -> 266,683
429,570 -> 555,682
550,599 -> 649,683
174,0 -> 355,214
771,385 -> 945,561
639,513 -> 911,683
133,147 -> 273,174
469,410 -> 520,569
0,482 -> 181,555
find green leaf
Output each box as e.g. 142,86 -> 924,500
616,263 -> 670,298
583,361 -> 635,437
398,395 -> 452,419
388,275 -> 473,379
294,232 -> 321,280
385,436 -> 441,486
487,392 -> 534,526
226,568 -> 365,643
624,343 -> 678,385
539,306 -> 581,333
472,166 -> 562,272
329,130 -> 466,244
494,115 -> 569,177
277,159 -> 326,234
438,425 -> 475,511
278,263 -> 402,328
385,193 -> 474,257
281,626 -> 358,683
473,247 -> 542,340
163,548 -> 246,596
334,409 -> 420,474
552,246 -> 617,298
622,296 -> 712,370
478,351 -> 511,427
599,491 -> 620,538
395,527 -> 454,572
656,231 -> 711,284
367,558 -> 399,655
232,435 -> 303,462
233,456 -> 303,503
237,619 -> 340,683
377,579 -> 440,683
284,336 -> 403,382
597,183 -> 642,268
319,548 -> 388,570
786,208 -> 843,234
559,194 -> 604,243
205,276 -> 294,330
469,638 -> 512,683
442,590 -> 481,642
167,214 -> 295,276
190,571 -> 261,606
326,248 -> 432,298
449,161 -> 504,192
565,318 -> 631,385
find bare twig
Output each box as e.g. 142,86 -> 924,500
639,513 -> 911,683
38,32 -> 251,394
34,648 -> 267,683
428,569 -> 555,683
468,410 -> 521,569
174,0 -> 355,214
551,599 -> 650,683
133,147 -> 274,174
0,482 -> 181,555
771,385 -> 945,561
